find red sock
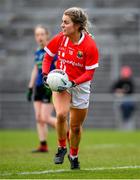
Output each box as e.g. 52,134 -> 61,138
70,147 -> 79,156
58,138 -> 66,148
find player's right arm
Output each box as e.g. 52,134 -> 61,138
28,64 -> 38,88
42,32 -> 62,75
27,65 -> 38,101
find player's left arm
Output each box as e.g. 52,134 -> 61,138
74,69 -> 96,85
74,42 -> 99,85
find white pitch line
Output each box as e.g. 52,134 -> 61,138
84,165 -> 140,171
1,165 -> 140,177
87,143 -> 140,149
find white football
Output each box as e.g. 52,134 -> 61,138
47,69 -> 69,92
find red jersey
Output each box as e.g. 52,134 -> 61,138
43,32 -> 99,83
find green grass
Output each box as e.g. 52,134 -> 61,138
0,130 -> 140,179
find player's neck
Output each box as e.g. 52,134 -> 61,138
40,45 -> 44,49
39,41 -> 48,49
68,32 -> 81,44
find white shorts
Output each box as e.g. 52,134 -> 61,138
67,81 -> 91,109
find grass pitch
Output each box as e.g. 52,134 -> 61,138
0,130 -> 140,179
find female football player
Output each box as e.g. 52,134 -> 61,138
42,7 -> 99,168
27,25 -> 57,152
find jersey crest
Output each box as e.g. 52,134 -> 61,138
77,50 -> 83,59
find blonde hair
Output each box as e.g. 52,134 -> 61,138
34,24 -> 50,37
64,7 -> 90,33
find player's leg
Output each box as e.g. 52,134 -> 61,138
68,108 -> 88,169
41,86 -> 56,128
67,83 -> 90,169
69,108 -> 88,150
38,103 -> 56,152
41,103 -> 56,128
33,101 -> 48,152
52,91 -> 71,164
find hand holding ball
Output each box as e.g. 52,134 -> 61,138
45,69 -> 74,92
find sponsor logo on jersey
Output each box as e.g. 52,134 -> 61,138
60,58 -> 84,67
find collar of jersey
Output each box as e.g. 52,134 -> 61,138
77,31 -> 85,45
36,47 -> 45,51
65,31 -> 85,46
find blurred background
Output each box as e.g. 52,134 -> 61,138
0,0 -> 140,129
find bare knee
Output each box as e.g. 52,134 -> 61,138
57,111 -> 67,123
40,114 -> 48,124
37,119 -> 46,125
36,114 -> 45,124
71,125 -> 81,135
35,113 -> 40,122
